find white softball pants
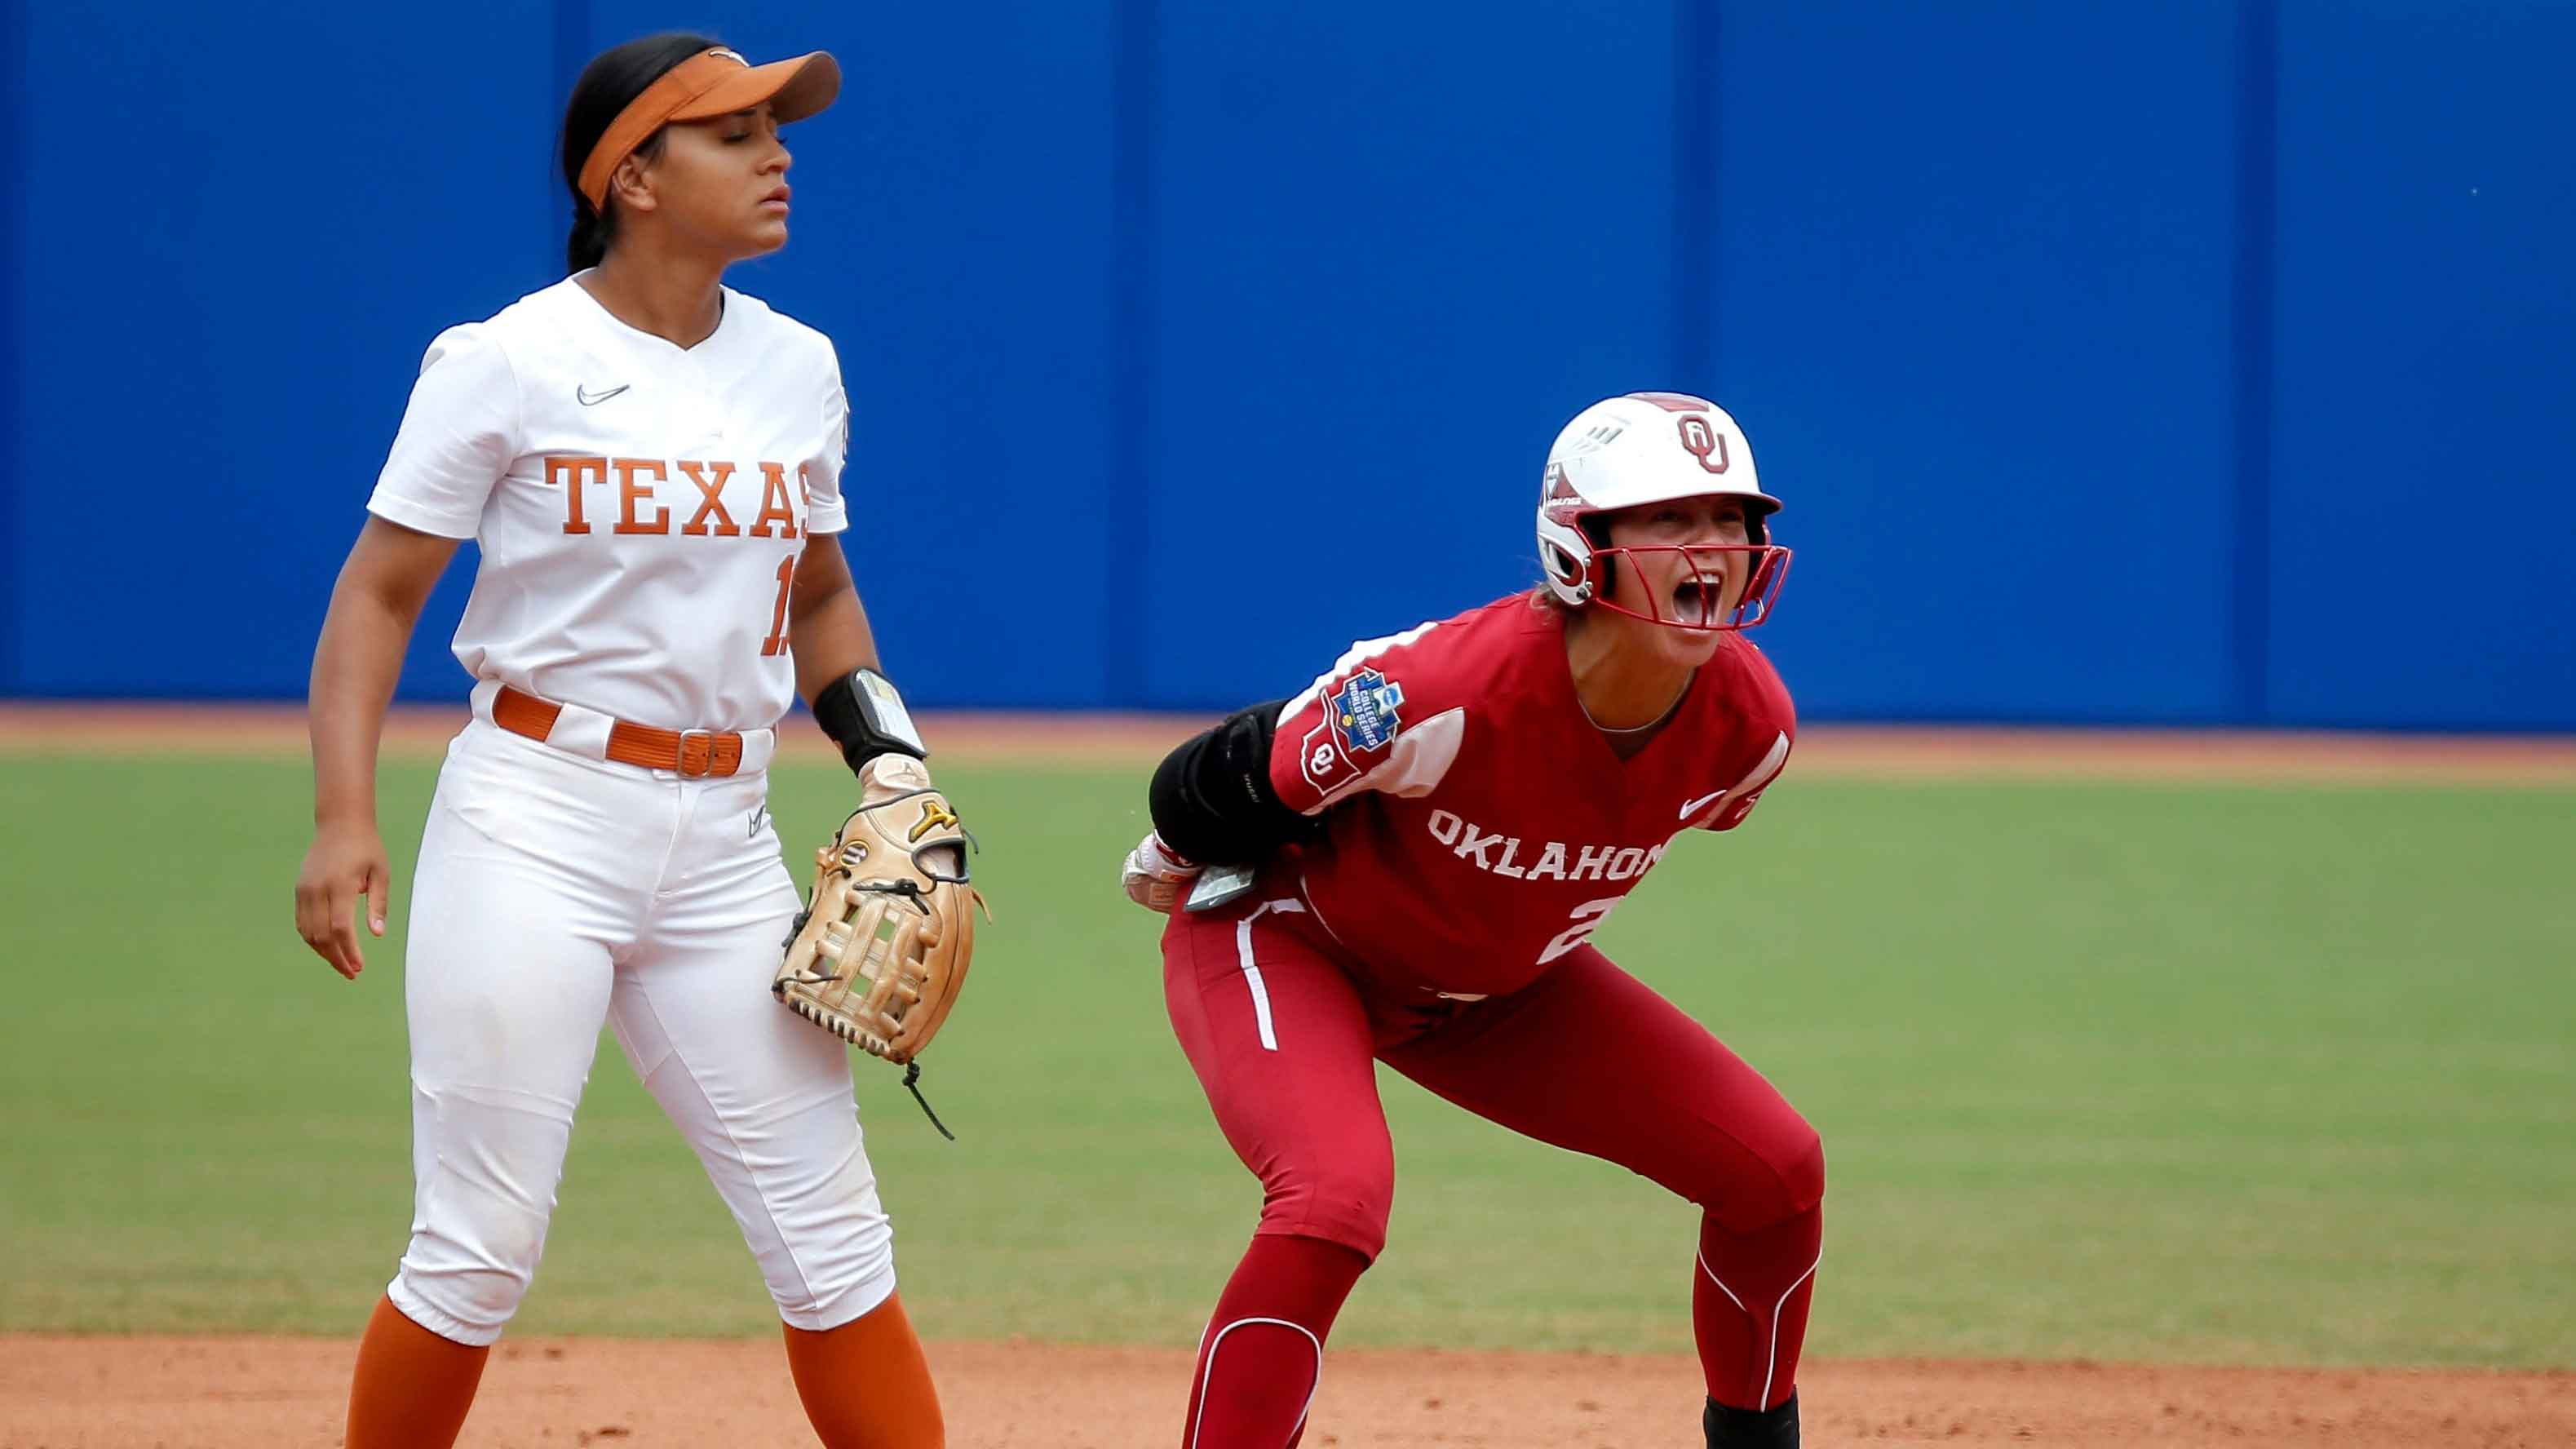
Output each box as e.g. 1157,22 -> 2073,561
386,718 -> 895,1346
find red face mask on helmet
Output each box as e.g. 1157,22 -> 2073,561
1534,392 -> 1790,632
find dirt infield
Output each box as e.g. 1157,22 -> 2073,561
5,702 -> 2575,783
6,1336 -> 2571,1447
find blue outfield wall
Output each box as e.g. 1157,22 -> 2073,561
4,0 -> 2570,728
1707,0 -> 2246,724
2264,0 -> 2576,730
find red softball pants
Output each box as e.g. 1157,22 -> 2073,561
1162,891 -> 1825,1444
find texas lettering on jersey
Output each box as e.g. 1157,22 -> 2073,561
1267,595 -> 1796,999
542,456 -> 813,538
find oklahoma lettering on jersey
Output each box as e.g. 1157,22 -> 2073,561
367,277 -> 851,731
1268,596 -> 1795,999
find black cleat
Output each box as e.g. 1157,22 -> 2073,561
1705,1390 -> 1798,1447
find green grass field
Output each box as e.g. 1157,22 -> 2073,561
2,752 -> 2569,1369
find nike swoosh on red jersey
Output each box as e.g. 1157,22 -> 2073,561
1678,731 -> 1794,824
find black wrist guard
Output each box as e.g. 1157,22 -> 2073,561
1148,698 -> 1311,865
812,667 -> 927,777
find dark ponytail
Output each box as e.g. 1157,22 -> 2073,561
559,31 -> 722,273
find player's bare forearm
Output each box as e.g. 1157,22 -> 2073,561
787,535 -> 883,706
308,519 -> 460,826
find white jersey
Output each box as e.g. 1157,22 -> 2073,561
368,274 -> 851,731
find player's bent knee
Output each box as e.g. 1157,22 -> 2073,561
1777,1119 -> 1825,1216
444,1262 -> 534,1328
775,1257 -> 901,1332
1731,1115 -> 1824,1226
755,1190 -> 899,1332
389,1198 -> 553,1346
1693,1110 -> 1825,1233
389,1259 -> 532,1347
1259,1165 -> 1395,1261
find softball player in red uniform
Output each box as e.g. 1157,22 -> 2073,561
1124,392 -> 1821,1448
294,33 -> 947,1449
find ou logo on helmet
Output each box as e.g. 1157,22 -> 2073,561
1677,417 -> 1731,475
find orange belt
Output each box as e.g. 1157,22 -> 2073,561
492,686 -> 747,778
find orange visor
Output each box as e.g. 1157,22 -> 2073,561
578,47 -> 841,210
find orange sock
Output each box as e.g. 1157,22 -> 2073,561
783,1292 -> 946,1449
345,1296 -> 490,1449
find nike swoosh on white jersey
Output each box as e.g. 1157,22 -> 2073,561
576,383 -> 631,405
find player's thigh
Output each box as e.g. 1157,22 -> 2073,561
609,884 -> 856,1176
609,849 -> 892,1320
402,725 -> 666,1099
1163,899 -> 1396,1247
1383,946 -> 1821,1230
395,785 -> 627,1332
403,782 -> 625,1111
604,791 -> 822,1100
608,841 -> 852,1159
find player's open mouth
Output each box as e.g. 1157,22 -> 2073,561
1671,577 -> 1719,627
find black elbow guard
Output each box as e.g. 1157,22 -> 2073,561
812,667 -> 928,778
1149,698 -> 1312,865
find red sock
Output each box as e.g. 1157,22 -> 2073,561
1180,1234 -> 1370,1449
1692,1203 -> 1822,1411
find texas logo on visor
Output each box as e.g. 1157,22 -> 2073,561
1330,670 -> 1405,755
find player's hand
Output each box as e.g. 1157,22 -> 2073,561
1122,831 -> 1201,914
295,818 -> 391,980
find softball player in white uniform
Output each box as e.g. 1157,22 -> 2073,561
294,34 -> 947,1449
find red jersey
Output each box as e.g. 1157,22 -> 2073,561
1266,593 -> 1795,999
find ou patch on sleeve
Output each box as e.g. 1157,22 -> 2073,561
1272,616 -> 1476,813
1298,667 -> 1405,789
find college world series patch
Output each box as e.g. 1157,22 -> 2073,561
1330,669 -> 1406,755
1297,668 -> 1409,799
